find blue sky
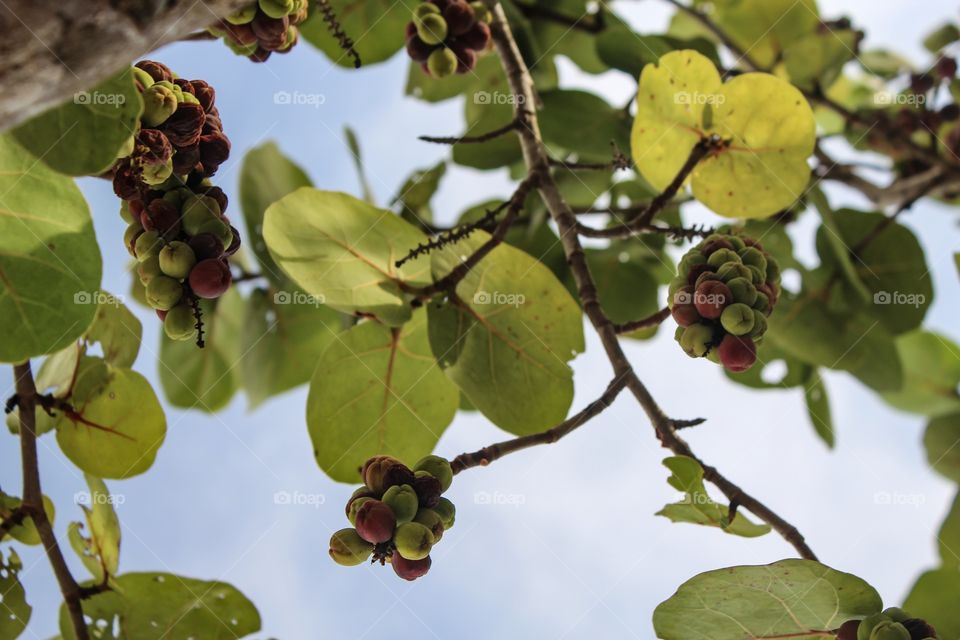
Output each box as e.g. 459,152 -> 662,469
2,1 -> 959,638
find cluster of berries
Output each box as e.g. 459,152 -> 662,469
836,607 -> 938,640
210,0 -> 308,62
668,233 -> 781,373
405,1 -> 492,78
329,455 -> 456,581
115,61 -> 239,344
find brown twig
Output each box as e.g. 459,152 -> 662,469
0,506 -> 27,540
613,307 -> 672,334
487,2 -> 818,561
451,375 -> 629,473
512,0 -> 605,33
316,0 -> 362,68
13,362 -> 89,639
419,117 -> 523,145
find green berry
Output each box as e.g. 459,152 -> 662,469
707,248 -> 740,268
393,522 -> 435,561
116,134 -> 135,160
678,252 -> 706,276
145,276 -> 183,311
738,247 -> 768,273
679,323 -> 713,357
131,66 -> 154,89
141,83 -> 178,127
141,158 -> 174,186
726,235 -> 746,251
413,455 -> 453,492
720,302 -> 756,336
747,264 -> 766,284
433,497 -> 455,529
258,0 -> 295,18
752,291 -> 770,313
414,2 -> 441,19
137,255 -> 163,286
858,613 -> 891,640
718,262 -> 752,282
119,201 -> 135,224
881,609 -> 910,624
328,528 -> 373,566
726,277 -> 757,305
766,259 -> 781,283
164,304 -> 197,341
868,621 -> 910,640
382,484 -> 419,524
470,1 -> 492,23
159,241 -> 197,279
134,230 -> 164,262
225,5 -> 258,23
413,508 -> 445,541
124,223 -> 143,257
181,195 -> 222,235
418,14 -> 449,46
362,456 -> 415,495
749,310 -> 767,338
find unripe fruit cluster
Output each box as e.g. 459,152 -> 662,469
329,455 -> 456,581
210,0 -> 308,62
405,1 -> 492,79
667,232 -> 781,373
114,60 -> 230,200
836,607 -> 938,640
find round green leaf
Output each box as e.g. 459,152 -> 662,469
540,90 -> 631,162
84,294 -> 142,368
264,188 -> 430,326
653,559 -> 882,640
882,331 -> 960,416
0,134 -> 102,363
631,50 -> 815,219
307,309 -> 458,483
711,0 -> 820,69
427,231 -> 585,435
56,358 -> 166,479
11,68 -> 142,176
0,549 -> 31,638
924,412 -> 960,483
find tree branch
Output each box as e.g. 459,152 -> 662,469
0,0 -> 251,131
451,375 -> 629,473
13,362 -> 89,639
613,306 -> 672,334
488,1 -> 818,561
419,116 -> 523,145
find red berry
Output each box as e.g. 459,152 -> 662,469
392,551 -> 431,580
700,238 -> 734,256
188,233 -> 225,261
354,500 -> 396,544
443,1 -> 475,36
406,35 -> 435,62
686,263 -> 714,286
694,281 -> 731,320
717,335 -> 757,373
458,21 -> 490,51
671,304 -> 700,327
188,259 -> 232,299
225,226 -> 242,256
836,620 -> 859,640
449,42 -> 477,73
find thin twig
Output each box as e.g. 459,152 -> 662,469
613,307 -> 671,334
488,2 -> 818,561
451,375 -> 629,473
316,0 -> 362,68
14,362 -> 89,639
396,200 -> 511,268
419,117 -> 522,145
512,0 -> 605,33
0,506 -> 27,540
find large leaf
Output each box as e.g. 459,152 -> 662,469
585,247 -> 661,339
240,287 -> 341,408
0,134 -> 102,363
61,572 -> 260,640
784,29 -> 859,90
158,290 -> 243,412
923,412 -> 960,483
0,549 -> 31,639
84,295 -> 142,368
263,188 -> 430,326
427,231 -> 584,435
815,209 -> 932,334
239,142 -> 313,288
882,331 -> 960,416
631,50 -> 815,219
711,0 -> 821,68
904,570 -> 960,640
11,68 -> 142,176
453,98 -> 524,170
653,559 -> 882,640
657,456 -> 771,537
767,294 -> 903,392
540,90 -> 631,162
307,309 -> 458,483
55,357 -> 166,479
300,0 -> 409,67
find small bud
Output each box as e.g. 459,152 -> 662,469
355,500 -> 397,544
717,335 -> 756,373
159,241 -> 197,279
188,259 -> 232,299
726,235 -> 747,251
720,303 -> 755,336
869,621 -> 911,640
417,14 -> 449,46
413,508 -> 445,541
717,262 -> 753,283
726,277 -> 758,306
413,470 -> 442,507
737,247 -> 768,273
135,230 -> 164,262
363,457 -> 416,494
141,157 -> 174,186
394,522 -> 435,560
694,281 -> 731,319
164,304 -> 197,341
142,84 -> 179,127
132,66 -> 155,90
679,323 -> 714,358
329,528 -> 373,566
145,276 -> 184,311
433,497 -> 455,529
413,455 -> 453,492
392,551 -> 431,581
382,484 -> 420,524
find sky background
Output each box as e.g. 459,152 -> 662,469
2,1 -> 960,638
